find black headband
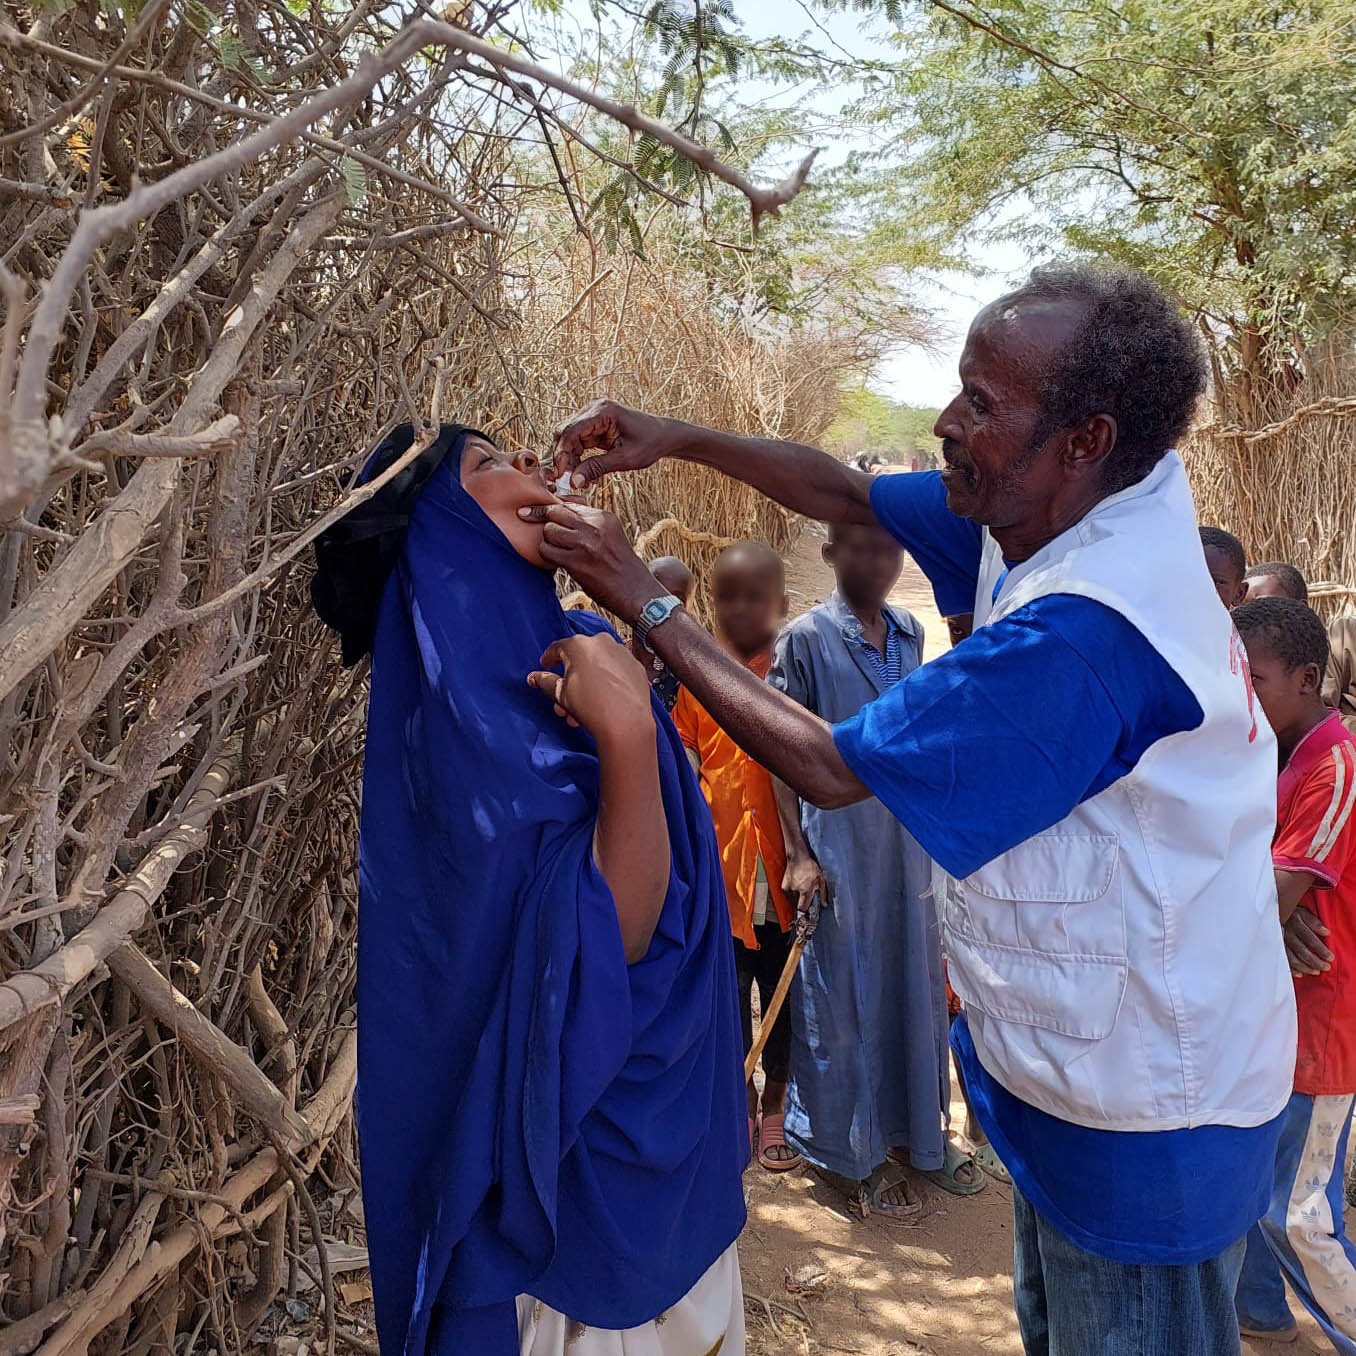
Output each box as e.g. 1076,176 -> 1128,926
311,422 -> 489,666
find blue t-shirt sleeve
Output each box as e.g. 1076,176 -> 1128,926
869,471 -> 984,617
832,595 -> 1203,878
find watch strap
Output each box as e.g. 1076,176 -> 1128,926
634,594 -> 684,651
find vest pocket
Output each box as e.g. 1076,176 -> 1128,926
944,832 -> 1128,1039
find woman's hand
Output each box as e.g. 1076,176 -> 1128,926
528,632 -> 654,746
551,400 -> 679,490
531,632 -> 669,963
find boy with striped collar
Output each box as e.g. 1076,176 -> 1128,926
1234,598 -> 1356,1350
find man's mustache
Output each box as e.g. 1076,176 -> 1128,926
941,440 -> 974,475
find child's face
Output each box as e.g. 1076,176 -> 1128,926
712,565 -> 786,658
1245,573 -> 1288,601
823,525 -> 904,609
1204,546 -> 1247,609
460,437 -> 563,568
1242,640 -> 1322,740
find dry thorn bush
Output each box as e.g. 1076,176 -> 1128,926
0,4 -> 850,1351
1186,337 -> 1356,619
509,239 -> 859,619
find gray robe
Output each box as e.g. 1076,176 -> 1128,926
770,592 -> 949,1178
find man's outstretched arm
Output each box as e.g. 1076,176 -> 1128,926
552,400 -> 878,527
653,609 -> 870,810
526,501 -> 870,809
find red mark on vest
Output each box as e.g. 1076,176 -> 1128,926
1229,629 -> 1259,742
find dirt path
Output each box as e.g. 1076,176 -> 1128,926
742,525 -> 1323,1356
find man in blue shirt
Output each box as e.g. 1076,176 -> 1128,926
525,263 -> 1294,1356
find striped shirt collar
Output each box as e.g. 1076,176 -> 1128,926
1284,710 -> 1355,782
826,590 -> 916,645
828,592 -> 915,688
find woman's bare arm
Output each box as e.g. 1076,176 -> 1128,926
528,633 -> 670,962
595,720 -> 671,963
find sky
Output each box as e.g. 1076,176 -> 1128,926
547,0 -> 1039,410
728,1 -> 1034,411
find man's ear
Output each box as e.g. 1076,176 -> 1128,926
821,542 -> 834,566
1300,661 -> 1323,695
780,592 -> 790,619
1066,413 -> 1117,479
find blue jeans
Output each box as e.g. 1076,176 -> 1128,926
1013,1185 -> 1246,1355
1234,1091 -> 1356,1353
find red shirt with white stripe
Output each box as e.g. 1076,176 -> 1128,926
1276,710 -> 1356,1095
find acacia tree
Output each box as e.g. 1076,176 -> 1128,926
825,0 -> 1356,401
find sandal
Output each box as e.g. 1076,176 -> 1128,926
811,1165 -> 870,1217
913,1140 -> 986,1197
972,1140 -> 1011,1184
1238,1322 -> 1298,1344
757,1113 -> 804,1173
866,1166 -> 922,1221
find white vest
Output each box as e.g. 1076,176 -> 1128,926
940,452 -> 1296,1132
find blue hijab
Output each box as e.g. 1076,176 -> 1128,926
353,430 -> 746,1355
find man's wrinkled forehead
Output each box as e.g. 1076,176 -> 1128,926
963,295 -> 1088,380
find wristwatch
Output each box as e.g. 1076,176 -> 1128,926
634,594 -> 685,652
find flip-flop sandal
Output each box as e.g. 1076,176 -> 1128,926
973,1141 -> 1011,1184
811,1165 -> 871,1218
1238,1322 -> 1298,1343
915,1140 -> 986,1196
757,1113 -> 804,1173
866,1166 -> 923,1221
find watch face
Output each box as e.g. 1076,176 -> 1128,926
643,598 -> 670,624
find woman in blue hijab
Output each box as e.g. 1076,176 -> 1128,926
312,424 -> 747,1356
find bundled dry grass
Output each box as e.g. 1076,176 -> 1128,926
1186,338 -> 1356,618
0,6 -> 861,1351
509,239 -> 864,618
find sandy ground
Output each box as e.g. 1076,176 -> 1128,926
741,524 -> 1327,1356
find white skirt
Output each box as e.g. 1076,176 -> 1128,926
515,1245 -> 745,1355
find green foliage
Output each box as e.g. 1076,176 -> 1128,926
826,385 -> 941,465
539,6 -> 939,347
340,157 -> 367,207
584,0 -> 749,249
823,0 -> 1356,372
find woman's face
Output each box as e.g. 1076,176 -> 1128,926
460,436 -> 558,568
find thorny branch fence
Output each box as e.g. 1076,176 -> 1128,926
0,4 -> 837,1352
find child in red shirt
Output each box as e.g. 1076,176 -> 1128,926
1234,598 -> 1356,1349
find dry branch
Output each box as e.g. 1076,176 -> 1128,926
0,760 -> 231,1033
0,5 -> 835,1343
105,944 -> 313,1149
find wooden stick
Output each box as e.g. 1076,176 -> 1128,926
743,897 -> 819,1083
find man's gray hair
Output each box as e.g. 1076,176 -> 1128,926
1011,263 -> 1208,493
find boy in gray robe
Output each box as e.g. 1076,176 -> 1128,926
771,522 -> 980,1215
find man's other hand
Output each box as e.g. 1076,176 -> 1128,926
519,502 -> 664,622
